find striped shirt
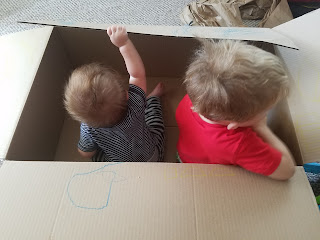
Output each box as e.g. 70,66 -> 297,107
78,84 -> 157,162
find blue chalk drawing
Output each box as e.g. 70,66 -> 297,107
220,28 -> 262,38
171,24 -> 264,41
67,162 -> 126,210
57,20 -> 75,27
172,24 -> 193,37
181,24 -> 193,35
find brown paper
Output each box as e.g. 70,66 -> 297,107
260,0 -> 293,27
240,0 -> 273,20
180,0 -> 293,28
180,0 -> 245,27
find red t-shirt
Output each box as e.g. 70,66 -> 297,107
176,95 -> 282,176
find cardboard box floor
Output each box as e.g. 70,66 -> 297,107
0,161 -> 320,239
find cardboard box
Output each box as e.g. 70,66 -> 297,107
0,9 -> 320,240
0,18 -> 304,164
0,160 -> 320,239
2,10 -> 317,165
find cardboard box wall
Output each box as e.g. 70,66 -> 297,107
0,161 -> 320,239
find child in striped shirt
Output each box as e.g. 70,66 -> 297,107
64,26 -> 165,162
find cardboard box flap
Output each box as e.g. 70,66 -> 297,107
1,161 -> 320,239
272,9 -> 320,163
0,26 -> 53,159
20,20 -> 298,49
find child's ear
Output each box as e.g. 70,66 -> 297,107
227,122 -> 239,130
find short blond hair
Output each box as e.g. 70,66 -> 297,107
184,39 -> 289,122
64,63 -> 127,127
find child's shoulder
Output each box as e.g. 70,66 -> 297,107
235,127 -> 273,153
129,84 -> 146,98
232,127 -> 257,139
127,84 -> 146,116
177,94 -> 192,109
217,127 -> 257,148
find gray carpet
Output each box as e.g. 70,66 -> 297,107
1,0 -> 319,200
0,0 -> 191,36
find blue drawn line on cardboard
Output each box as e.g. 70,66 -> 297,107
57,20 -> 75,27
172,24 -> 193,37
220,28 -> 264,38
171,25 -> 264,39
67,162 -> 126,210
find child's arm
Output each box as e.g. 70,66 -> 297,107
78,149 -> 96,158
253,119 -> 295,180
78,123 -> 98,159
107,26 -> 146,93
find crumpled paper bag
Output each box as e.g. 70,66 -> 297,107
180,0 -> 293,28
240,0 -> 272,20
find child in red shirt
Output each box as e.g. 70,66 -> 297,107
176,40 -> 295,180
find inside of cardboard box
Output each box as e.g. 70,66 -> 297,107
6,26 -> 302,164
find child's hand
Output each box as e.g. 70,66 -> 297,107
107,26 -> 129,48
108,25 -> 146,92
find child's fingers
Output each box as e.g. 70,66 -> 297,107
111,26 -> 117,33
107,27 -> 112,36
115,26 -> 125,34
120,26 -> 127,34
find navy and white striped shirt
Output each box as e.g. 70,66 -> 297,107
78,84 -> 156,162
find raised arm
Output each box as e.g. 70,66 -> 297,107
107,26 -> 146,92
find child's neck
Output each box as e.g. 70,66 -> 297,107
199,114 -> 225,125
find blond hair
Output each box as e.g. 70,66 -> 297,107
184,39 -> 289,122
64,63 -> 127,127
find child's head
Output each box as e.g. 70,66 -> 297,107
64,63 -> 127,128
184,39 -> 289,124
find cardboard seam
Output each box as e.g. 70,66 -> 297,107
273,46 -> 304,164
51,28 -> 75,160
55,27 -> 76,69
282,99 -> 303,164
49,169 -> 75,239
192,165 -> 199,240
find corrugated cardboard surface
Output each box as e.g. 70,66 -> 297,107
57,27 -> 198,78
273,9 -> 320,163
0,161 -> 319,239
0,26 -> 53,159
268,99 -> 302,165
21,20 -> 298,49
6,27 -> 71,161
